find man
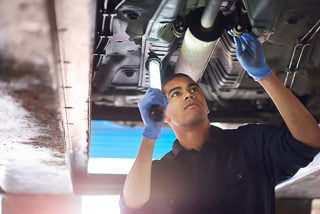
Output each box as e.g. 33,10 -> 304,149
120,32 -> 320,214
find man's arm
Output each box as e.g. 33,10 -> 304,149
121,88 -> 168,209
258,73 -> 320,148
234,32 -> 320,148
122,137 -> 155,208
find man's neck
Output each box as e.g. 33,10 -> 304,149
174,122 -> 211,151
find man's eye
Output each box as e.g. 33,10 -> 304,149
171,91 -> 180,98
190,87 -> 200,93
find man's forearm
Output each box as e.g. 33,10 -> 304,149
122,137 -> 156,208
259,72 -> 320,148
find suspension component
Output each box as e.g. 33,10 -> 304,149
284,18 -> 320,89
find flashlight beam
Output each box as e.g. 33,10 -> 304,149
148,59 -> 162,90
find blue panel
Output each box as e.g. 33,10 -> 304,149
90,120 -> 176,159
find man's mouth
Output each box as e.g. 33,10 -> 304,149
184,102 -> 200,110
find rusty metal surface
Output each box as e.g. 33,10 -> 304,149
0,0 -> 72,193
0,0 -> 72,192
0,0 -> 92,194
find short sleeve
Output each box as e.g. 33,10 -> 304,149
236,124 -> 320,184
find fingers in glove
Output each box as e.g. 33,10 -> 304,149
139,88 -> 167,109
241,33 -> 262,51
233,36 -> 243,56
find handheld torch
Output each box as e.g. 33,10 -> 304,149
146,54 -> 164,122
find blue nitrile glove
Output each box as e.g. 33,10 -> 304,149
138,88 -> 168,139
233,32 -> 272,81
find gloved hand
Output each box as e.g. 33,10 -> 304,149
233,32 -> 272,81
138,88 -> 168,139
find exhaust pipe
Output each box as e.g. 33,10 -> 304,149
174,0 -> 226,82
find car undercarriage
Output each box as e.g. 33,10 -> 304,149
91,0 -> 320,125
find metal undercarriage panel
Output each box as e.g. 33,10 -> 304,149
91,0 -> 320,198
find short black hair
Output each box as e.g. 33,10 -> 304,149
161,72 -> 195,89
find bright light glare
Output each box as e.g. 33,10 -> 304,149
149,59 -> 162,89
82,195 -> 120,214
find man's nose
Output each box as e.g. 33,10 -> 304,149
184,92 -> 194,100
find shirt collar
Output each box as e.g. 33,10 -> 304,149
171,125 -> 226,157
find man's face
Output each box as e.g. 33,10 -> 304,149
163,75 -> 209,127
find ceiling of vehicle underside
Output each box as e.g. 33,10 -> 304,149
0,0 -> 319,202
91,0 -> 320,125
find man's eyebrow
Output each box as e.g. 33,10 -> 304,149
166,83 -> 198,96
167,86 -> 181,96
188,83 -> 198,88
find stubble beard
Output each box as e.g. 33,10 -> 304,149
180,111 -> 207,128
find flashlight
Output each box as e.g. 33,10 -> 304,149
146,54 -> 164,122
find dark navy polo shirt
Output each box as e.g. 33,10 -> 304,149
120,124 -> 319,214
